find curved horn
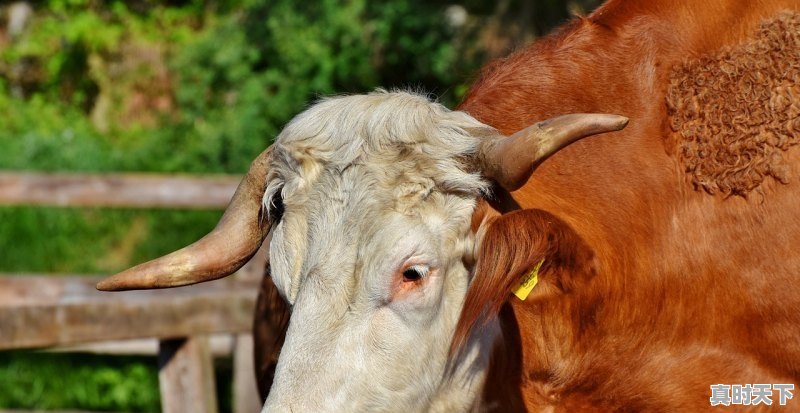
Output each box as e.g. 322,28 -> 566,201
479,114 -> 629,191
96,147 -> 274,291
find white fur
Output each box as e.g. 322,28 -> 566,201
260,91 -> 497,412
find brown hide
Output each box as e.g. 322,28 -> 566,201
253,265 -> 290,401
455,0 -> 800,412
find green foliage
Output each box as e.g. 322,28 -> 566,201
0,207 -> 219,273
0,352 -> 160,412
366,1 -> 464,94
0,85 -> 114,171
0,0 -> 483,174
0,351 -> 236,413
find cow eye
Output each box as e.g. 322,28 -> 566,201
402,265 -> 429,282
270,192 -> 284,223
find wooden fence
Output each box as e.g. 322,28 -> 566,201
0,172 -> 264,413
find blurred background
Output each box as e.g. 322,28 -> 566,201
0,0 -> 601,411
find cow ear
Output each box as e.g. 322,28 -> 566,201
254,264 -> 290,401
451,208 -> 596,353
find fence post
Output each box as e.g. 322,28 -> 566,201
158,336 -> 219,413
234,333 -> 263,413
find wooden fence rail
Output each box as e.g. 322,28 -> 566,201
0,172 -> 240,208
0,172 -> 263,413
0,274 -> 257,350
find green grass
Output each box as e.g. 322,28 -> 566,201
0,207 -> 221,275
0,352 -> 160,412
0,351 -> 235,412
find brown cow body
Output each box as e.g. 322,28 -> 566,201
457,0 -> 800,411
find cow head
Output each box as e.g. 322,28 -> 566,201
97,91 -> 626,411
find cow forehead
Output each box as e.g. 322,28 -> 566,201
262,90 -> 490,217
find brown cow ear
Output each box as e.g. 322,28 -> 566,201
451,209 -> 596,354
253,264 -> 290,401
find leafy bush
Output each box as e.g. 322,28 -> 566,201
0,352 -> 160,412
0,351 -> 236,413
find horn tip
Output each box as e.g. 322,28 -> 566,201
96,274 -> 134,291
614,115 -> 630,130
597,114 -> 629,131
96,265 -> 161,291
95,282 -> 115,291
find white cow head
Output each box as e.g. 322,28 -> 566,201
97,90 -> 626,412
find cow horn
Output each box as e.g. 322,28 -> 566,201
96,147 -> 274,291
479,114 -> 629,191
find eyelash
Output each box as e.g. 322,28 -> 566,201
402,265 -> 429,282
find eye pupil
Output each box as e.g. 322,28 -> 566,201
402,268 -> 423,282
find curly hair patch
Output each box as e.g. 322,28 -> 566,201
666,12 -> 800,197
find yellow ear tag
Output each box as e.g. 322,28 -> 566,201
512,259 -> 545,301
